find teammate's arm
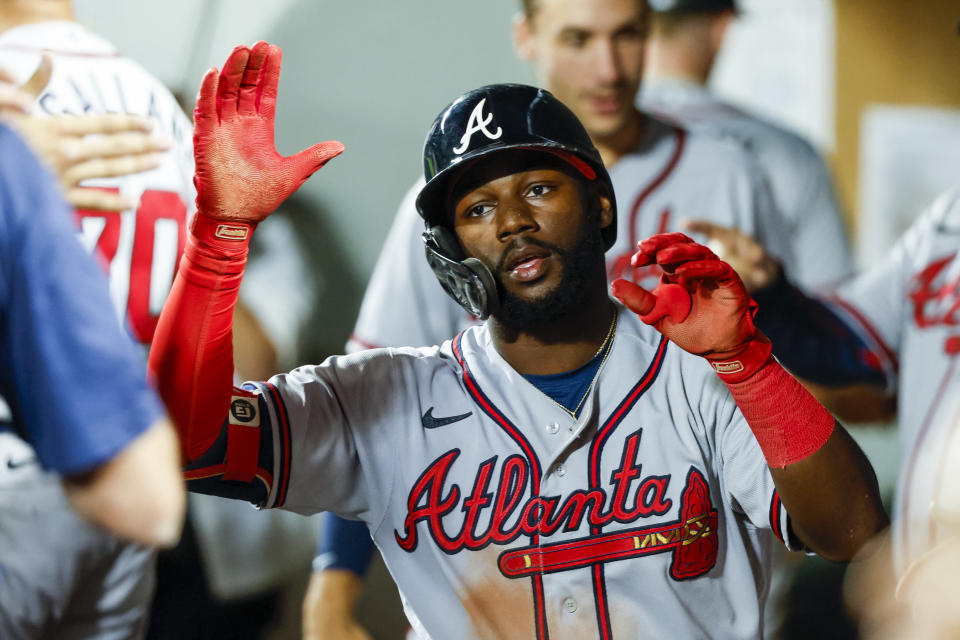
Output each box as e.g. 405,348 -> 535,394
1,124 -> 185,546
63,417 -> 184,546
612,233 -> 887,561
148,42 -> 342,469
303,515 -> 376,640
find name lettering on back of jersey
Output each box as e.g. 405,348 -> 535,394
393,431 -> 717,581
910,254 -> 960,353
452,98 -> 502,155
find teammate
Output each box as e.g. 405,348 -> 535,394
151,42 -> 886,639
641,0 -> 854,288
0,121 -> 185,637
311,0 -> 845,633
687,191 -> 960,631
0,7 -> 304,638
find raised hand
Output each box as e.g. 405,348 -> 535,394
611,233 -> 770,374
193,41 -> 344,223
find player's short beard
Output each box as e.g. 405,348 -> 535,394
493,204 -> 606,332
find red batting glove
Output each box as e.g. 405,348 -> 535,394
192,41 -> 343,236
611,233 -> 772,382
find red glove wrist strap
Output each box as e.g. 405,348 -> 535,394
190,213 -> 257,253
722,356 -> 835,468
706,333 -> 773,384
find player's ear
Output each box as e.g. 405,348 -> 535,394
512,12 -> 536,62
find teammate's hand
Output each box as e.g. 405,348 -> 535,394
683,219 -> 780,292
14,114 -> 169,211
0,67 -> 33,114
611,233 -> 763,363
1,56 -> 169,212
302,569 -> 373,640
193,41 -> 344,223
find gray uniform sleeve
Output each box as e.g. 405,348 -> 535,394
257,348 -> 441,528
347,179 -> 472,352
770,137 -> 854,289
829,202 -> 944,393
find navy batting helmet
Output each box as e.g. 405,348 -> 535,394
416,83 -> 616,319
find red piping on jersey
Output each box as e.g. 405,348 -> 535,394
826,295 -> 900,375
626,128 -> 687,251
587,335 -> 669,640
452,332 -> 548,640
263,383 -> 292,508
769,492 -> 784,544
900,356 -> 958,557
347,333 -> 381,351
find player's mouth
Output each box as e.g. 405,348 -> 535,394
502,246 -> 552,283
588,92 -> 626,116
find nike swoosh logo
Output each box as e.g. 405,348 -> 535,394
421,407 -> 473,429
6,456 -> 36,470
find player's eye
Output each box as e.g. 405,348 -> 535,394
558,29 -> 589,48
464,202 -> 494,218
526,183 -> 555,198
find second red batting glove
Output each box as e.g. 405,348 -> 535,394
611,233 -> 772,383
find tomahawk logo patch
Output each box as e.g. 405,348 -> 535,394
452,98 -> 502,154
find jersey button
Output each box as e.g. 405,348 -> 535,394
546,422 -> 559,434
562,597 -> 578,613
554,464 -> 566,477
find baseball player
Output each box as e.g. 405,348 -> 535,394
641,0 -> 854,289
150,42 -> 886,640
313,0 -> 825,631
0,121 -> 185,637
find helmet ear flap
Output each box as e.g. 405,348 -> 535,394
422,226 -> 500,320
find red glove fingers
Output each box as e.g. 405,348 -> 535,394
237,42 -> 268,117
611,279 -> 692,325
672,258 -> 734,282
632,232 -> 697,267
217,45 -> 249,120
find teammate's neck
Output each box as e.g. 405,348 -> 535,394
488,285 -> 616,377
644,42 -> 713,87
0,1 -> 74,32
593,109 -> 646,169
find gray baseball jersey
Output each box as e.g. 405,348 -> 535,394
253,306 -> 796,639
640,78 -> 854,289
0,20 -> 193,636
825,186 -> 960,572
348,115 -> 790,352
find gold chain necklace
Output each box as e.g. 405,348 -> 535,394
553,312 -> 618,419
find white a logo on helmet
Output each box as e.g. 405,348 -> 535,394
452,98 -> 502,155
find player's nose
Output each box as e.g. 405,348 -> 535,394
496,200 -> 539,242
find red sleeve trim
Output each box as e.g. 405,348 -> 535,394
263,383 -> 292,507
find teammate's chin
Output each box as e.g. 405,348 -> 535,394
494,223 -> 605,333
